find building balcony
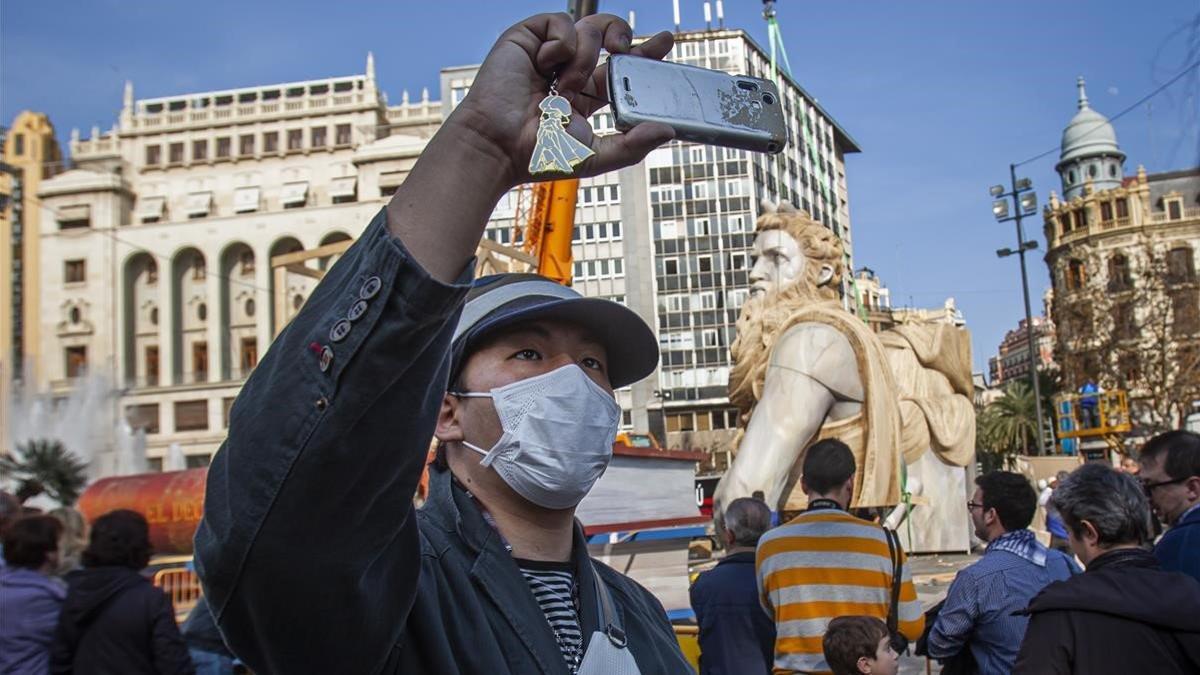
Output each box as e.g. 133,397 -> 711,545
132,93 -> 374,132
122,368 -> 252,392
1048,208 -> 1198,249
1148,206 -> 1200,225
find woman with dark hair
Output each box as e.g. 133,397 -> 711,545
50,509 -> 193,674
0,515 -> 65,674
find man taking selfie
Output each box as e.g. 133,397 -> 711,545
194,12 -> 693,675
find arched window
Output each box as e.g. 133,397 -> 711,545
1167,246 -> 1195,283
1066,259 -> 1087,290
1107,254 -> 1132,291
1068,170 -> 1076,184
1088,165 -> 1097,178
1108,165 -> 1117,178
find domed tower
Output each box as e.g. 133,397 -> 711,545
1057,77 -> 1125,200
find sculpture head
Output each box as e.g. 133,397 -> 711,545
728,203 -> 844,415
748,201 -> 843,298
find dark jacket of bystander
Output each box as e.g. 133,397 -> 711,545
1155,505 -> 1200,583
689,551 -> 775,675
50,566 -> 194,675
1012,547 -> 1200,674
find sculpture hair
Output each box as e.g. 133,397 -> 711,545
755,200 -> 845,291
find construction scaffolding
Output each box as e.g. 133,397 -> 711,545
1054,390 -> 1133,458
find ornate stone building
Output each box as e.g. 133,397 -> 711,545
33,57 -> 445,469
1043,78 -> 1199,433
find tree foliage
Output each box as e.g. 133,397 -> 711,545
0,439 -> 89,506
978,381 -> 1039,470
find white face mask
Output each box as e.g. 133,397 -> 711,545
455,364 -> 621,510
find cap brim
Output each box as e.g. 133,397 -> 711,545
459,297 -> 659,389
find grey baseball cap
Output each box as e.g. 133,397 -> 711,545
449,273 -> 658,389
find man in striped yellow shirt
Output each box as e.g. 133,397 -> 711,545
756,440 -> 924,674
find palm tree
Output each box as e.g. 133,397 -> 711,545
978,381 -> 1039,471
0,439 -> 89,505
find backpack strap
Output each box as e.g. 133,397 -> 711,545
883,527 -> 902,635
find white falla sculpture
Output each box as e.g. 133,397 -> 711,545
714,203 -> 976,552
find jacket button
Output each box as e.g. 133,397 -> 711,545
319,346 -> 334,372
330,319 -> 352,343
360,276 -> 382,299
347,299 -> 368,322
315,397 -> 328,411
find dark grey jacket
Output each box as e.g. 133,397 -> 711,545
194,209 -> 693,675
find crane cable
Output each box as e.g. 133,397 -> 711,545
763,2 -> 868,323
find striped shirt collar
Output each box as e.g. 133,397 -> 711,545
987,529 -> 1047,567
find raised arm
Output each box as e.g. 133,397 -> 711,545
194,12 -> 674,675
193,209 -> 474,674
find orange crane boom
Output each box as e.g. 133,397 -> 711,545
522,178 -> 580,285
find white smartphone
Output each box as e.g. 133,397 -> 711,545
607,54 -> 789,154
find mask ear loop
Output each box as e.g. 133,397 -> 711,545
449,391 -> 509,468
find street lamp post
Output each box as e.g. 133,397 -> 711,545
990,165 -> 1049,455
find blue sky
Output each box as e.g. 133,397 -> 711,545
3,1 -> 1198,374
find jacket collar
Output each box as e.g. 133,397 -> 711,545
422,464 -> 612,675
1086,546 -> 1158,573
717,551 -> 757,566
1177,502 -> 1200,526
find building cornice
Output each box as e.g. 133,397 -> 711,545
38,169 -> 132,198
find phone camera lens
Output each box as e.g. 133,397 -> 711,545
762,93 -> 776,105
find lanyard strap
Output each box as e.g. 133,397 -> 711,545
807,498 -> 842,512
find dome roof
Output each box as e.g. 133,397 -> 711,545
1060,77 -> 1123,164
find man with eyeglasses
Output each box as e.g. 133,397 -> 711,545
1138,430 -> 1200,583
926,471 -> 1077,673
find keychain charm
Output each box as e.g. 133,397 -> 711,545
529,84 -> 594,176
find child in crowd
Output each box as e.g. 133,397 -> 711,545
822,616 -> 900,675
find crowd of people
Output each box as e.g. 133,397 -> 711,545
0,502 -> 199,674
689,430 -> 1200,674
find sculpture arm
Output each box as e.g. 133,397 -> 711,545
717,323 -> 857,511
